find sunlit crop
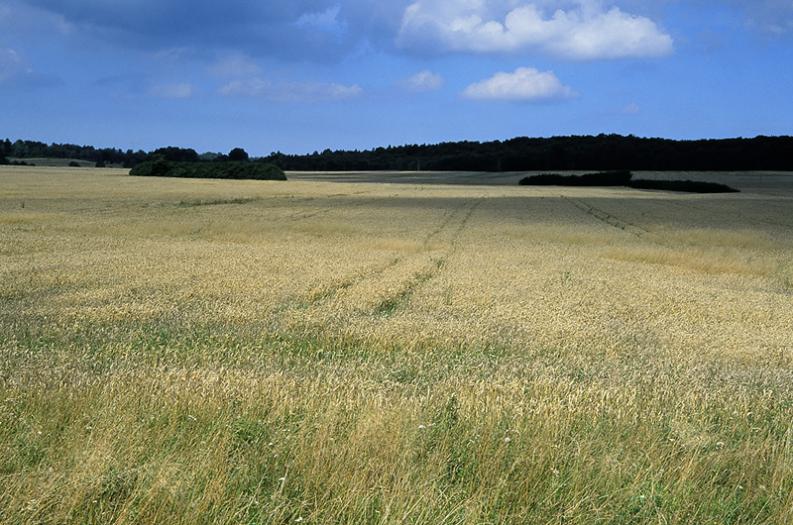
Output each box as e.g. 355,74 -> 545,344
1,166 -> 791,524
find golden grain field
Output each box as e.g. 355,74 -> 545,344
1,166 -> 792,524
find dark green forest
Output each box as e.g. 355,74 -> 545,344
2,135 -> 792,171
129,159 -> 286,181
519,171 -> 739,193
0,138 -> 148,167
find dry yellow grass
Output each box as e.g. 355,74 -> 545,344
1,166 -> 792,524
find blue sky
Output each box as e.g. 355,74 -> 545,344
1,0 -> 792,155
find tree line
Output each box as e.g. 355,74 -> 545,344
261,135 -> 793,171
1,138 -> 148,167
0,139 -> 256,167
3,135 -> 792,171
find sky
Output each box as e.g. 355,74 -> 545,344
1,0 -> 792,155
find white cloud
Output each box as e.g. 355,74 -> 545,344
209,54 -> 261,77
220,78 -> 265,96
738,0 -> 793,34
220,78 -> 363,101
154,47 -> 194,63
623,101 -> 640,114
398,0 -> 673,59
150,82 -> 194,99
0,48 -> 24,82
296,5 -> 344,33
0,47 -> 60,88
406,70 -> 444,91
463,67 -> 574,101
0,2 -> 74,35
0,48 -> 38,84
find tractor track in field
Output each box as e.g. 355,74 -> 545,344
282,191 -> 375,221
333,200 -> 476,310
422,201 -> 468,247
269,199 -> 476,327
306,201 -> 472,308
655,198 -> 793,231
562,195 -> 787,248
372,198 -> 483,316
562,196 -> 649,237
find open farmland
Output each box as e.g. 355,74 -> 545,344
1,166 -> 792,524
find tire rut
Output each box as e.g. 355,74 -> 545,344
270,198 -> 475,326
656,199 -> 793,231
562,196 -> 648,237
283,191 -> 375,221
372,198 -> 483,316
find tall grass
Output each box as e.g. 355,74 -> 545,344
3,321 -> 791,524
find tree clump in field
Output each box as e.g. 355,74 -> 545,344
151,146 -> 200,163
519,170 -> 633,187
519,171 -> 740,193
129,159 -> 287,181
627,178 -> 741,193
228,147 -> 250,162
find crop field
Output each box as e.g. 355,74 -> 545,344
1,166 -> 792,524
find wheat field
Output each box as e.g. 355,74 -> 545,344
1,166 -> 792,524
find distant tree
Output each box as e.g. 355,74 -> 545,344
12,140 -> 29,157
0,155 -> 8,165
228,148 -> 250,162
68,161 -> 81,167
151,147 -> 199,163
95,160 -> 106,168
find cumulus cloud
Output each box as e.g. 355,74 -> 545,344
406,70 -> 443,91
463,67 -> 574,101
150,82 -> 194,99
220,78 -> 363,101
398,0 -> 673,59
10,1 -> 680,61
